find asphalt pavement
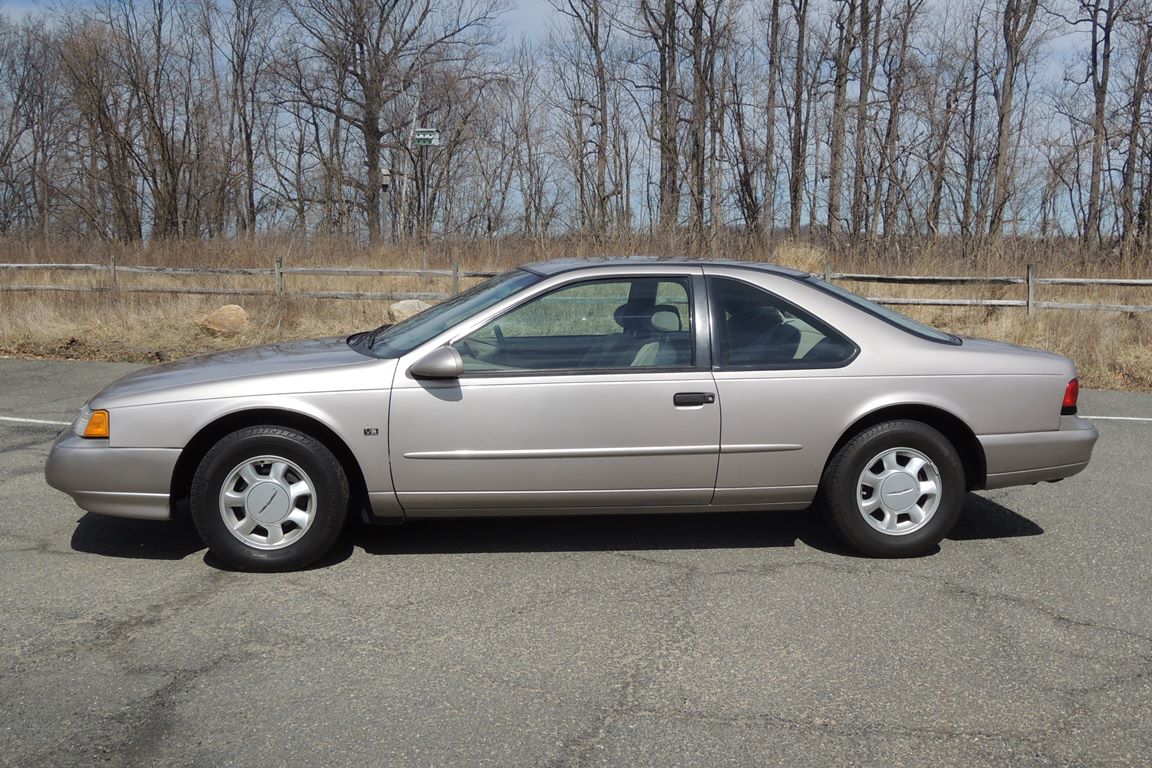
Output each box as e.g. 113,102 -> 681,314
0,358 -> 1149,767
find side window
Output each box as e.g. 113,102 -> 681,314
710,277 -> 855,368
457,277 -> 694,372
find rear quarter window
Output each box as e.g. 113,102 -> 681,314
709,276 -> 857,369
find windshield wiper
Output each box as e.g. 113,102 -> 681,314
346,329 -> 376,348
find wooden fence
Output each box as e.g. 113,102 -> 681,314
827,266 -> 1152,314
0,257 -> 497,303
1,259 -> 1151,314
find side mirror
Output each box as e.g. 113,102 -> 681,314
409,346 -> 463,379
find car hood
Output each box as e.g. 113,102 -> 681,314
92,337 -> 378,407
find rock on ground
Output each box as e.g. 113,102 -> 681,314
387,299 -> 432,323
196,304 -> 250,336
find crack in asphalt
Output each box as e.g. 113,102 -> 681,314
18,652 -> 244,768
607,549 -> 880,582
7,568 -> 235,767
9,570 -> 231,665
903,571 -> 1152,647
620,705 -> 1055,749
547,554 -> 699,768
113,653 -> 241,766
0,531 -> 64,554
536,548 -> 1152,765
0,434 -> 55,455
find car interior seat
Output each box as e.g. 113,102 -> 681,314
580,302 -> 690,368
726,305 -> 801,364
630,306 -> 687,366
579,301 -> 659,368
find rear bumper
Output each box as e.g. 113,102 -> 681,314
45,432 -> 179,520
979,415 -> 1099,490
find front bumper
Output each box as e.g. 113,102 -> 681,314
45,431 -> 180,520
978,415 -> 1099,490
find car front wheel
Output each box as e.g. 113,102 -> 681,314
818,420 -> 964,557
190,426 -> 349,572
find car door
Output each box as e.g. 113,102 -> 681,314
388,268 -> 721,515
704,270 -> 860,507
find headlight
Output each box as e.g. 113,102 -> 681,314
74,405 -> 110,439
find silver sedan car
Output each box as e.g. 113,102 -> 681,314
46,259 -> 1098,571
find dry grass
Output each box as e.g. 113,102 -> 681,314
1,235 -> 1150,390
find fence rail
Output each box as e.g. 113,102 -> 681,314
0,259 -> 500,303
1,260 -> 1149,313
824,265 -> 1152,313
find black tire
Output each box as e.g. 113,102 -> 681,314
817,420 -> 964,557
190,426 -> 349,572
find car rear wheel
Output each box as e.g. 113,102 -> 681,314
190,426 -> 348,572
818,420 -> 964,556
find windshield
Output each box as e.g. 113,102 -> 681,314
360,269 -> 541,358
805,276 -> 961,345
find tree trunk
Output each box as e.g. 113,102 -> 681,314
788,0 -> 809,239
827,0 -> 858,236
1119,17 -> 1151,256
988,0 -> 1039,239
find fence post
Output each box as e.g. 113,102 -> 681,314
109,251 -> 117,292
1026,263 -> 1035,316
274,255 -> 284,297
451,260 -> 460,294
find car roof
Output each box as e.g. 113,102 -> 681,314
519,257 -> 811,279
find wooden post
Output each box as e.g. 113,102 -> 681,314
1026,263 -> 1035,316
109,251 -> 117,291
451,260 -> 460,294
274,255 -> 284,297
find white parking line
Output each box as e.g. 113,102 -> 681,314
0,416 -> 71,427
1084,415 -> 1152,422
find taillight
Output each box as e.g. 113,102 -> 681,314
1061,378 -> 1079,416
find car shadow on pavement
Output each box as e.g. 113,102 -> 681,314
948,492 -> 1044,541
353,493 -> 1041,558
67,492 -> 1042,566
70,513 -> 206,561
355,511 -> 823,557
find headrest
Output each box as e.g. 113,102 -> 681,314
650,307 -> 682,332
614,302 -> 684,334
737,305 -> 784,328
614,302 -> 650,332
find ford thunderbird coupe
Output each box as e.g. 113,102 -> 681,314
46,259 -> 1098,570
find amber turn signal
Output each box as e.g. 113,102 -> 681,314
82,409 -> 110,438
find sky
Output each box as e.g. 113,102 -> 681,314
504,0 -> 554,39
0,0 -> 41,15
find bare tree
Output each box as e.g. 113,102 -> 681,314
875,0 -> 923,235
987,0 -> 1041,238
552,0 -> 617,236
920,10 -> 971,236
639,0 -> 682,234
57,17 -> 144,241
1118,3 -> 1151,255
787,0 -> 809,238
849,0 -> 881,237
282,0 -> 502,243
826,0 -> 858,236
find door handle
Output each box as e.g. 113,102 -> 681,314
674,392 -> 716,406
